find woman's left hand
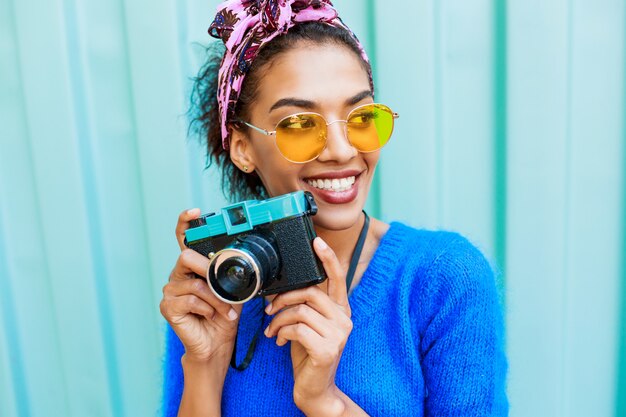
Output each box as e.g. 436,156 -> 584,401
264,237 -> 352,417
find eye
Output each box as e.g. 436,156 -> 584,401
348,110 -> 377,127
281,115 -> 317,129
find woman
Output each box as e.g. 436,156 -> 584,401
160,1 -> 508,416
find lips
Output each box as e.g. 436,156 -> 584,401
302,170 -> 363,205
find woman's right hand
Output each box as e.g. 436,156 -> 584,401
160,208 -> 242,364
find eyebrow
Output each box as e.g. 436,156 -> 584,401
269,98 -> 315,113
346,90 -> 374,106
268,89 -> 373,113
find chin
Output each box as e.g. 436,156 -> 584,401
311,199 -> 367,231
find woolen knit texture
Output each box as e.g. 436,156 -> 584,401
162,222 -> 509,416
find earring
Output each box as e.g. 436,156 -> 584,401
243,165 -> 249,172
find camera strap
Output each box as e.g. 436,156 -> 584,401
345,210 -> 369,293
230,210 -> 370,371
230,306 -> 263,371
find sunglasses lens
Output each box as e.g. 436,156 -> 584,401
347,104 -> 394,152
275,113 -> 326,162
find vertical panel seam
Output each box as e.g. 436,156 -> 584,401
365,0 -> 380,220
0,201 -> 31,417
175,0 -> 205,210
7,0 -> 69,413
560,0 -> 574,415
493,0 -> 508,291
60,0 -> 123,415
3,2 -> 35,415
433,0 -> 444,227
117,0 -> 160,350
616,1 -> 626,415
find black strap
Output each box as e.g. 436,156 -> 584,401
230,301 -> 264,371
230,210 -> 370,370
346,211 -> 370,293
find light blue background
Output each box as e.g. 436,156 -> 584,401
0,0 -> 624,416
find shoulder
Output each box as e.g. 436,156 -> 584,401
382,223 -> 504,340
379,222 -> 501,310
376,221 -> 493,275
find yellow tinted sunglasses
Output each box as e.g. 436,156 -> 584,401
237,103 -> 399,163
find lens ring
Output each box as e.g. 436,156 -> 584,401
275,112 -> 327,163
346,103 -> 395,152
208,248 -> 261,304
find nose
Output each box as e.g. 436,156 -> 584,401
316,120 -> 357,163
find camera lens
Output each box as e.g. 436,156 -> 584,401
208,233 -> 280,303
225,265 -> 245,283
215,257 -> 256,299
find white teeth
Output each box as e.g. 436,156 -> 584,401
306,175 -> 357,192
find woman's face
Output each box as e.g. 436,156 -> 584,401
231,43 -> 378,231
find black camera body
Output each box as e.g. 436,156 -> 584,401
185,191 -> 326,304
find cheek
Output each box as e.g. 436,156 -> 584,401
264,172 -> 304,197
252,145 -> 303,196
363,151 -> 381,174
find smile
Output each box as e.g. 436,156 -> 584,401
305,176 -> 356,192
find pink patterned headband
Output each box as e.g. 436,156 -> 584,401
209,0 -> 373,150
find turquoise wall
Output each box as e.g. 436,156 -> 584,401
1,0 -> 624,416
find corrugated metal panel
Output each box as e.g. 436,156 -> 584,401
506,1 -> 624,416
0,0 -> 624,416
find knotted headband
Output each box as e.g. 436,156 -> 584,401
209,0 -> 373,149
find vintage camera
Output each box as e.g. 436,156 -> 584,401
185,191 -> 326,304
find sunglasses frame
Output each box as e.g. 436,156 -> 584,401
235,102 -> 399,164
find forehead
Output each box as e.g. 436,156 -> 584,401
254,43 -> 371,109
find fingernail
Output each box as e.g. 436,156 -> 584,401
315,237 -> 328,250
186,208 -> 200,216
264,325 -> 270,337
227,308 -> 238,321
276,337 -> 286,346
265,302 -> 272,314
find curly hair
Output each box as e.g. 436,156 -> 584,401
188,21 -> 372,203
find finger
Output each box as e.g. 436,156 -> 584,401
313,237 -> 349,307
264,304 -> 330,338
163,278 -> 239,322
265,285 -> 338,319
175,208 -> 201,251
161,294 -> 216,323
274,323 -> 324,351
170,249 -> 210,282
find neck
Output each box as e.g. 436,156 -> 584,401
314,211 -> 366,268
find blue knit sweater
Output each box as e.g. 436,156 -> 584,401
162,222 -> 509,416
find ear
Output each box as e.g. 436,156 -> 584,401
229,124 -> 256,173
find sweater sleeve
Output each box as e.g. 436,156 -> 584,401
414,234 -> 509,417
161,324 -> 185,417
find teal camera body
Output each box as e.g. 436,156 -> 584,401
185,191 -> 326,304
